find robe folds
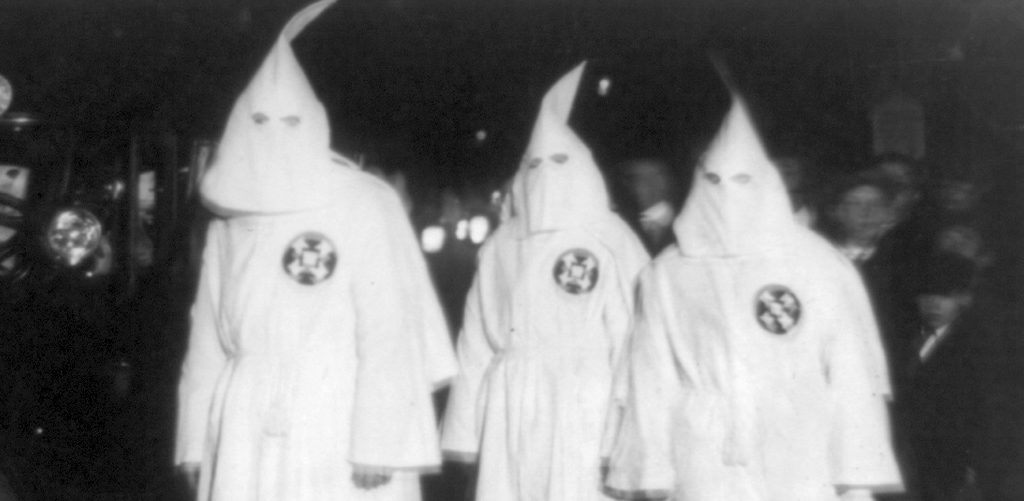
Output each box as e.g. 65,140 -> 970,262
441,220 -> 649,501
175,170 -> 456,501
605,97 -> 902,501
605,232 -> 903,501
441,61 -> 650,501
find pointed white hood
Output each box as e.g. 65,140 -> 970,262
200,0 -> 342,215
508,62 -> 612,238
673,97 -> 796,256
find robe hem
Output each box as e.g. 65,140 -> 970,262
836,482 -> 905,494
441,450 -> 479,463
349,462 -> 444,475
432,376 -> 454,391
602,485 -> 672,500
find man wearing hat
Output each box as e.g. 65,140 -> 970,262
896,252 -> 991,501
174,2 -> 456,500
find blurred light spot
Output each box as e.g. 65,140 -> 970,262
475,129 -> 488,143
34,427 -> 43,435
455,219 -> 469,240
469,215 -> 490,244
598,77 -> 612,97
105,179 -> 126,201
46,208 -> 103,266
421,226 -> 445,254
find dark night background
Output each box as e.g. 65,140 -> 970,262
2,0 -> 1023,193
1,0 -> 1023,499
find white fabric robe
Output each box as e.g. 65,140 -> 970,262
605,98 -> 902,501
605,234 -> 903,501
176,2 -> 455,499
442,221 -> 648,501
441,62 -> 650,501
176,171 -> 455,501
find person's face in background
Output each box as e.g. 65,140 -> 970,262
875,160 -> 919,223
936,224 -> 988,266
834,184 -> 892,245
937,225 -> 981,259
916,292 -> 971,329
625,160 -> 672,212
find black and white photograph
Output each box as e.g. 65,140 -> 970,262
1,1 -> 1022,500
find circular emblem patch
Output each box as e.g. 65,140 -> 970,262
755,285 -> 802,335
553,248 -> 599,295
282,232 -> 337,286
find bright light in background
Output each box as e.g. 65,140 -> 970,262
138,170 -> 157,225
469,215 -> 490,244
45,208 -> 103,266
475,129 -> 488,143
421,225 -> 445,254
105,179 -> 126,201
455,219 -> 469,240
597,77 -> 611,97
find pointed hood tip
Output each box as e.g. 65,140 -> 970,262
703,95 -> 773,174
511,61 -> 612,237
199,0 -> 340,215
672,91 -> 797,257
540,60 -> 587,124
281,0 -> 338,43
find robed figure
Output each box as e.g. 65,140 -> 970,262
440,63 -> 650,501
604,98 -> 903,501
174,2 -> 456,500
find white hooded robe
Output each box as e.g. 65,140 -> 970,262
440,63 -> 650,501
174,2 -> 456,500
604,98 -> 903,501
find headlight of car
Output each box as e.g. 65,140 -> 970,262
44,207 -> 103,267
420,225 -> 446,254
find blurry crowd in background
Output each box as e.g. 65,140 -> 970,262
774,150 -> 1022,501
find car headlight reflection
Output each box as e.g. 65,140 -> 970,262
45,207 -> 103,267
469,215 -> 490,244
421,225 -> 446,254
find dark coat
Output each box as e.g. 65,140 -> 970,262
895,310 -> 998,500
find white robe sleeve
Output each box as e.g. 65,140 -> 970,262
175,220 -> 228,465
826,266 -> 904,493
604,267 -> 678,499
839,258 -> 894,400
599,231 -> 650,460
440,258 -> 496,462
348,188 -> 455,470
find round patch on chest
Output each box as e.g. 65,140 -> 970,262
282,232 -> 337,286
553,248 -> 599,295
755,285 -> 802,335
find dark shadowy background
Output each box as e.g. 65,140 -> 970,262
1,1 -> 1023,499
